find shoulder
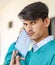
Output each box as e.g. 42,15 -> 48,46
47,40 -> 55,55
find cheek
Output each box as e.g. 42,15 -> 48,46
39,25 -> 45,33
33,24 -> 45,34
33,24 -> 41,30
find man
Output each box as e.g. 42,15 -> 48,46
4,2 -> 55,65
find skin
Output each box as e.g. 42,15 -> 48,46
10,51 -> 25,65
10,17 -> 50,65
23,18 -> 50,43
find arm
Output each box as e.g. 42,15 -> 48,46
4,42 -> 16,65
4,42 -> 28,65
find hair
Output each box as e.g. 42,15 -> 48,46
18,2 -> 49,21
18,2 -> 51,35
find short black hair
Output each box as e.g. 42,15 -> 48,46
18,2 -> 49,21
18,2 -> 51,35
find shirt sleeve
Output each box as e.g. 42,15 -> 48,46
4,42 -> 16,65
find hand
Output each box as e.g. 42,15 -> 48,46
10,50 -> 25,65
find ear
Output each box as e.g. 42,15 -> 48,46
44,17 -> 50,27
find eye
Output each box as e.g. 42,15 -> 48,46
32,21 -> 36,24
23,23 -> 28,26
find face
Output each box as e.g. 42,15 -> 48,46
23,18 -> 50,42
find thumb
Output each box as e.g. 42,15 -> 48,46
16,56 -> 20,65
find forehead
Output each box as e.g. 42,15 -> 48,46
23,20 -> 33,23
22,18 -> 43,23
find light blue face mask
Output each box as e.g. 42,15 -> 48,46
15,29 -> 33,57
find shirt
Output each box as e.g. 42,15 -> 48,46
33,35 -> 54,52
4,36 -> 55,65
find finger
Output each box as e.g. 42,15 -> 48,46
16,56 -> 20,65
10,51 -> 16,65
12,51 -> 16,59
20,57 -> 25,60
15,50 -> 18,55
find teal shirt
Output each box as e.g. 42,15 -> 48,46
4,40 -> 55,65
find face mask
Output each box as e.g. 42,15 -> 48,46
15,29 -> 33,57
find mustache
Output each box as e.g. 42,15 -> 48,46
27,30 -> 34,34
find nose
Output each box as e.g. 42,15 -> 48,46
27,24 -> 33,32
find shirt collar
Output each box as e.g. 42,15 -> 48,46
33,35 -> 54,52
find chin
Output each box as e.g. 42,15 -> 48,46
30,36 -> 37,40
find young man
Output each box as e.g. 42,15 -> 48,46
4,2 -> 55,65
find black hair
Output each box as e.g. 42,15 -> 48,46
48,21 -> 51,35
18,2 -> 51,35
18,2 -> 49,21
